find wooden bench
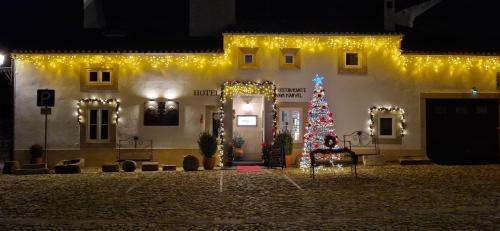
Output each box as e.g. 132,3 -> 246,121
309,147 -> 357,179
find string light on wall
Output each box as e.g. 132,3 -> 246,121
368,106 -> 407,137
218,80 -> 278,167
76,98 -> 120,124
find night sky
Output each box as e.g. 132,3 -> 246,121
0,0 -> 499,52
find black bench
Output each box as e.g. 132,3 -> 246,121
309,147 -> 357,179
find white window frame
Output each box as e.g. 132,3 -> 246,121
378,114 -> 396,139
243,54 -> 254,65
86,108 -> 110,143
284,54 -> 295,64
344,52 -> 361,68
86,69 -> 113,85
279,107 -> 302,143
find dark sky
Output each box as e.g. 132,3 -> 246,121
0,0 -> 499,52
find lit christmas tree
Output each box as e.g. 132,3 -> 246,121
300,74 -> 340,168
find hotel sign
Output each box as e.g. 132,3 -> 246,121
277,88 -> 306,98
194,90 -> 219,96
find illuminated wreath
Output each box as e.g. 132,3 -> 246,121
324,135 -> 337,148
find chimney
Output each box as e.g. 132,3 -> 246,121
384,0 -> 396,31
384,0 -> 441,31
189,0 -> 236,37
83,0 -> 106,29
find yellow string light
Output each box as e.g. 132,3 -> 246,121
12,34 -> 500,75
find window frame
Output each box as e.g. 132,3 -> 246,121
86,108 -> 111,143
243,54 -> 254,65
284,54 -> 295,64
279,107 -> 303,143
86,69 -> 113,85
378,114 -> 396,139
345,52 -> 360,68
338,50 -> 367,74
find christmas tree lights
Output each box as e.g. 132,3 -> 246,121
299,74 -> 340,168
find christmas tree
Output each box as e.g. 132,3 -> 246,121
300,74 -> 339,168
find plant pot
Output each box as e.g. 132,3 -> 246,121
233,148 -> 244,160
31,157 -> 43,164
285,155 -> 294,168
203,156 -> 216,170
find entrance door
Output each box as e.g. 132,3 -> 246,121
426,99 -> 499,164
212,112 -> 221,137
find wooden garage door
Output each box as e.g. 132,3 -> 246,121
426,99 -> 500,164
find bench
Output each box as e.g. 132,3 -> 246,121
309,147 -> 357,179
343,131 -> 383,165
117,137 -> 153,161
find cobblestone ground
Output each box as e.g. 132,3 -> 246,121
1,164 -> 500,230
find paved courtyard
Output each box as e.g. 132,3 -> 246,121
1,164 -> 500,230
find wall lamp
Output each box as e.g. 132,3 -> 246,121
471,87 -> 478,96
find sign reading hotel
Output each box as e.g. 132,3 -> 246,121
194,90 -> 219,97
277,88 -> 306,98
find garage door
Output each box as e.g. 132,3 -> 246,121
426,99 -> 500,164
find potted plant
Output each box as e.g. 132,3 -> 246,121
274,130 -> 294,167
197,132 -> 218,170
232,134 -> 245,160
261,143 -> 271,166
29,144 -> 44,164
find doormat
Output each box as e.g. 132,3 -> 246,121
236,165 -> 261,172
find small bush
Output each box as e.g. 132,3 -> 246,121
274,130 -> 294,155
183,155 -> 199,171
29,144 -> 44,159
232,134 -> 245,148
122,160 -> 137,172
197,132 -> 217,158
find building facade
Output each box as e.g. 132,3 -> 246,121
12,33 -> 500,167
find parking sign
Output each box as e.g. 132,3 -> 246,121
37,89 -> 55,107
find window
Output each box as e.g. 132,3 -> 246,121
279,108 -> 302,143
238,47 -> 259,69
378,114 -> 396,139
87,69 -> 112,85
81,67 -> 118,91
280,48 -> 301,69
244,54 -> 254,64
87,108 -> 110,142
345,53 -> 359,66
285,55 -> 294,64
338,51 -> 367,74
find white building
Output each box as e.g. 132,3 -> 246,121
12,33 -> 500,167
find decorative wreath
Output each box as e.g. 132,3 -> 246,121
324,135 -> 337,148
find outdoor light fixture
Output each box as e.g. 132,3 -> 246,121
243,103 -> 253,111
472,87 -> 478,96
0,53 -> 5,66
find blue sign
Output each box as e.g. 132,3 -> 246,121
37,89 -> 55,107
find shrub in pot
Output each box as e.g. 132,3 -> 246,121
197,132 -> 218,170
29,144 -> 44,164
183,155 -> 199,171
232,134 -> 245,160
274,130 -> 294,166
274,130 -> 293,155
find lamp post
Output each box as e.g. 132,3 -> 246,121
0,52 -> 14,161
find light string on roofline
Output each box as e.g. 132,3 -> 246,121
13,35 -> 500,73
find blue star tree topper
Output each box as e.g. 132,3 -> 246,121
312,74 -> 325,86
